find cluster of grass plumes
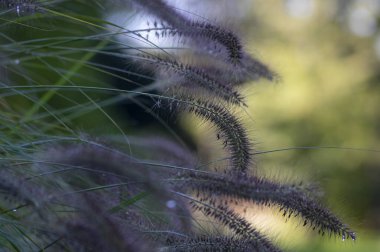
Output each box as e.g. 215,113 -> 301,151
0,142 -> 189,251
141,54 -> 246,106
0,0 -> 356,251
131,0 -> 278,81
176,171 -> 356,240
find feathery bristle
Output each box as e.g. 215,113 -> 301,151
142,54 -> 246,106
190,201 -> 281,252
180,172 -> 355,240
167,96 -> 252,174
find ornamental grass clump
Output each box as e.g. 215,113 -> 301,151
0,0 -> 355,251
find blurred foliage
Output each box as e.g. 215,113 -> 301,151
230,0 -> 380,250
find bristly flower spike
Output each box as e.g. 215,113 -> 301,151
190,200 -> 282,252
142,54 -> 246,106
178,172 -> 356,241
131,0 -> 277,81
168,96 -> 252,174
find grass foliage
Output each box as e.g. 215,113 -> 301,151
0,0 -> 355,251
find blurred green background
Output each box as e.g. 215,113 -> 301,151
237,0 -> 380,251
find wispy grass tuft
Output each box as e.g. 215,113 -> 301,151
131,0 -> 277,81
0,0 -> 356,251
166,96 -> 252,174
177,171 -> 356,240
141,54 -> 246,106
190,200 -> 281,252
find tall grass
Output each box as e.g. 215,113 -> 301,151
0,0 -> 355,251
